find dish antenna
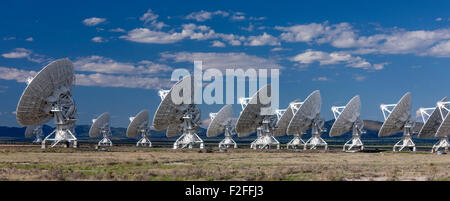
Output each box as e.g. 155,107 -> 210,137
207,105 -> 237,149
434,99 -> 450,152
16,58 -> 78,149
273,99 -> 301,149
330,95 -> 365,152
25,125 -> 43,144
379,92 -> 416,152
417,97 -> 447,152
235,84 -> 280,149
153,75 -> 203,149
287,90 -> 327,150
127,110 -> 151,147
89,112 -> 112,147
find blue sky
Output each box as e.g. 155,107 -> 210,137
0,0 -> 450,127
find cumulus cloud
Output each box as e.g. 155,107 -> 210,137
91,36 -> 107,43
2,48 -> 31,59
0,66 -> 38,83
73,55 -> 172,75
185,10 -> 229,22
291,50 -> 386,70
211,41 -> 226,47
109,28 -> 126,33
0,65 -> 172,90
75,73 -> 171,89
1,48 -> 51,63
82,17 -> 106,26
246,32 -> 280,46
25,37 -> 34,42
139,9 -> 167,29
161,52 -> 283,71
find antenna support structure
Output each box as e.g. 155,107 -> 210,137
381,104 -> 416,152
332,106 -> 365,152
239,98 -> 280,150
434,101 -> 450,153
284,103 -> 305,149
41,91 -> 78,149
209,112 -> 237,149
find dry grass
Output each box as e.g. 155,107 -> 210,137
0,145 -> 448,181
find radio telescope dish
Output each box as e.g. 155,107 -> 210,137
89,112 -> 112,147
235,84 -> 279,149
16,58 -> 78,149
127,110 -> 151,147
273,100 -> 298,137
25,125 -> 43,144
379,92 -> 416,152
152,75 -> 204,149
417,97 -> 447,139
433,100 -> 450,152
287,90 -> 327,150
330,95 -> 365,151
207,105 -> 237,149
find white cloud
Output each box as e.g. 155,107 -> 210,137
211,41 -> 226,47
82,17 -> 106,26
0,66 -> 37,83
161,52 -> 283,70
0,65 -> 172,90
1,48 -> 51,63
91,36 -> 107,43
427,40 -> 450,57
276,23 -> 325,42
140,9 -> 167,29
436,17 -> 443,22
120,28 -> 185,44
73,55 -> 173,75
231,12 -> 246,20
2,48 -> 31,59
312,77 -> 329,81
291,50 -> 386,70
353,75 -> 367,81
246,32 -> 280,46
75,73 -> 171,89
109,28 -> 126,33
185,10 -> 229,22
25,37 -> 34,42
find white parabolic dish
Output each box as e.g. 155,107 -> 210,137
378,92 -> 411,137
418,97 -> 447,139
207,105 -> 233,137
127,110 -> 149,138
235,84 -> 272,137
16,58 -> 75,126
89,112 -> 110,138
152,75 -> 195,132
25,125 -> 41,138
329,95 -> 361,137
286,90 -> 321,135
273,100 -> 298,137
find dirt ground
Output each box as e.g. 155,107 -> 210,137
0,145 -> 448,181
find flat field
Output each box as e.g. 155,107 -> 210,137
0,145 -> 448,181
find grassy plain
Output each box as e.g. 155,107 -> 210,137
0,145 -> 448,181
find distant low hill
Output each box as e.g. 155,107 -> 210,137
0,120 -> 436,145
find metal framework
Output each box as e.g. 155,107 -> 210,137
380,104 -> 416,152
434,101 -> 450,153
173,111 -> 204,149
41,93 -> 78,149
29,126 -> 43,144
304,118 -> 328,150
209,112 -> 237,149
136,126 -> 151,147
285,102 -> 305,149
330,96 -> 366,152
97,124 -> 113,147
240,96 -> 279,149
